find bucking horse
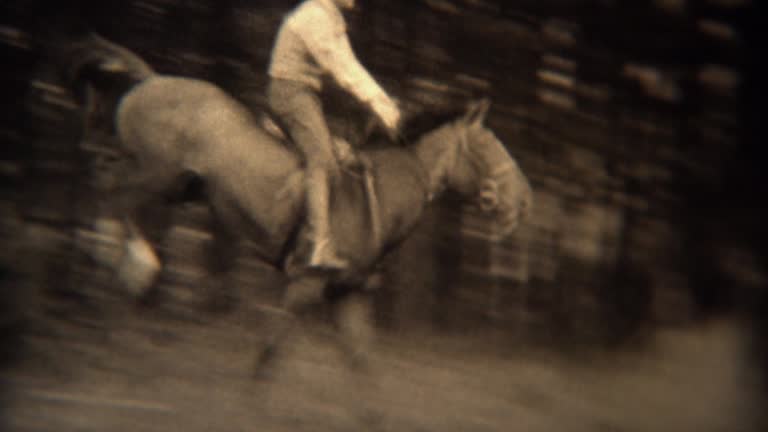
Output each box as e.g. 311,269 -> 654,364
61,33 -> 533,421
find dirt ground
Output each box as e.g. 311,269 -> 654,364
1,298 -> 764,432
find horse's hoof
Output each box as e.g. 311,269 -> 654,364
117,237 -> 161,296
308,241 -> 349,270
356,408 -> 386,431
308,255 -> 349,271
253,346 -> 277,381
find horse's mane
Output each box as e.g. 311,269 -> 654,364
401,104 -> 468,143
366,103 -> 468,146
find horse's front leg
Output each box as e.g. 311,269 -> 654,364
333,288 -> 386,428
254,274 -> 329,379
334,287 -> 378,371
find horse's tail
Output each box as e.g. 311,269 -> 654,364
62,33 -> 156,106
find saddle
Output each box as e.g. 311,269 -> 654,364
262,113 -> 383,269
259,114 -> 366,174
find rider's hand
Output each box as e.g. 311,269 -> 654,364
370,93 -> 401,135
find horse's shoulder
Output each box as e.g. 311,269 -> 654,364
360,147 -> 416,183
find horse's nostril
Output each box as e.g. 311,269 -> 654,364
479,191 -> 498,212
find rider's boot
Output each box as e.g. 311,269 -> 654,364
332,137 -> 364,173
306,169 -> 348,270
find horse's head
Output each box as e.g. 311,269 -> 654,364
438,99 -> 533,237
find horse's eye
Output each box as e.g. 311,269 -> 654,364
482,179 -> 497,192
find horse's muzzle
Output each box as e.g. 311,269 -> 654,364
479,211 -> 512,241
496,187 -> 532,238
496,212 -> 519,238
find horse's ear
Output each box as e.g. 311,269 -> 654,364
464,98 -> 491,125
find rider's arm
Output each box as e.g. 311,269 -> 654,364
291,4 -> 388,105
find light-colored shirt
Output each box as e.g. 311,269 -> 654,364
268,0 -> 387,104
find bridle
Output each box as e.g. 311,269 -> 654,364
453,123 -> 516,213
417,121 -> 517,211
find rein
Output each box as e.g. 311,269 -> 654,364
408,144 -> 439,203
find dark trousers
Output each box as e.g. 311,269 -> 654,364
268,78 -> 341,259
267,79 -> 337,175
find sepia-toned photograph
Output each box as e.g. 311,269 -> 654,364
1,0 -> 765,430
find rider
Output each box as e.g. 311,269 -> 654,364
267,0 -> 401,270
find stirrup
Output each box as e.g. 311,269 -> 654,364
333,137 -> 366,175
308,238 -> 349,270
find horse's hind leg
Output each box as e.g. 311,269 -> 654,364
201,214 -> 241,314
111,219 -> 162,298
90,151 -> 194,296
106,172 -> 178,299
254,275 -> 328,379
93,199 -> 167,298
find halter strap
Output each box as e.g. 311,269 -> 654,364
455,124 -> 518,212
490,161 -> 515,179
408,146 -> 436,202
359,155 -> 383,251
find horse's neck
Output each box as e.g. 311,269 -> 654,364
364,129 -> 456,249
411,124 -> 459,199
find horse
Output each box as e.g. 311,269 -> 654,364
62,33 -> 533,416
